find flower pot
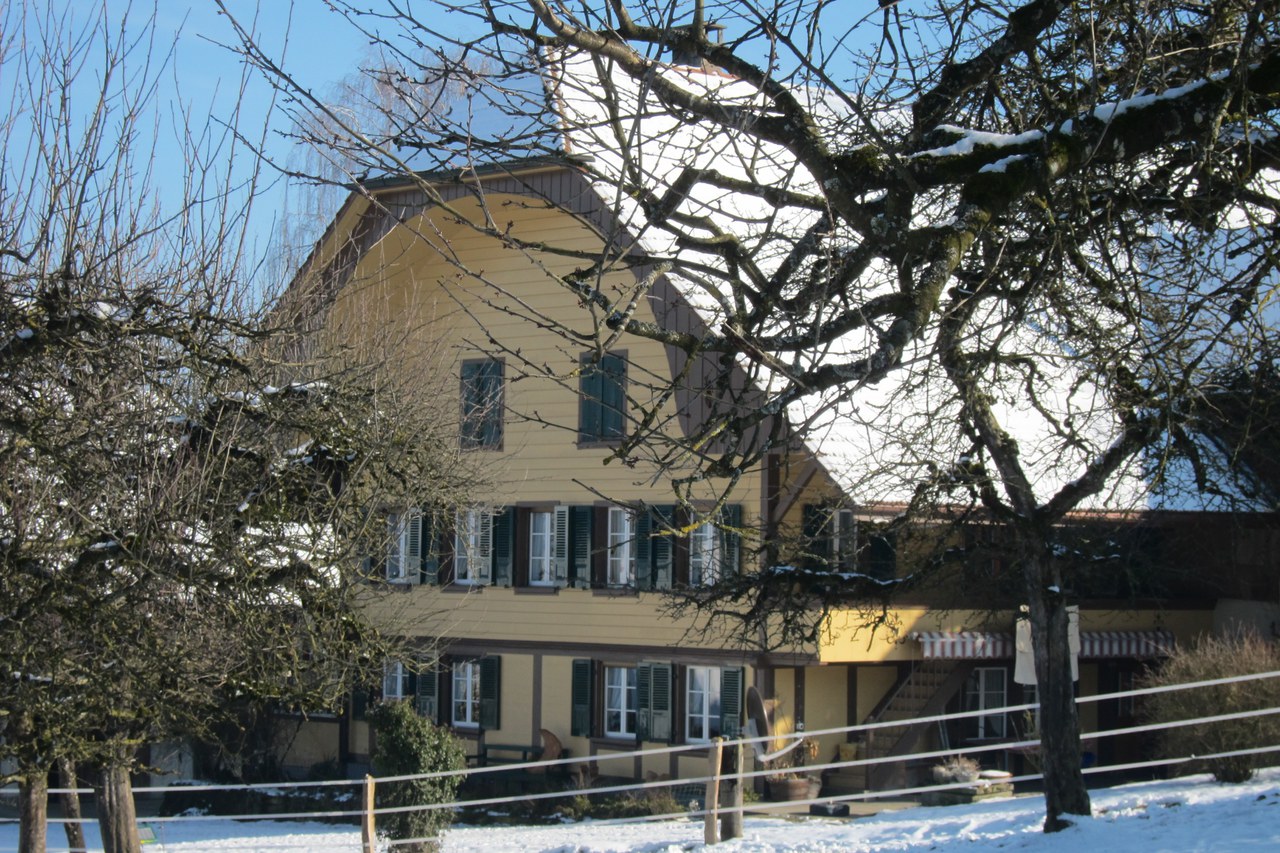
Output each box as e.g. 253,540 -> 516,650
768,776 -> 812,801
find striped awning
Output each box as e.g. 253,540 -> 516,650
911,631 -> 1015,660
1079,630 -> 1176,659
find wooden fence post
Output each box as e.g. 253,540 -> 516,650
704,737 -> 724,845
361,774 -> 376,853
720,740 -> 744,840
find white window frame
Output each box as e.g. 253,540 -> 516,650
607,507 -> 636,586
690,521 -> 722,586
386,509 -> 421,583
604,665 -> 637,738
452,660 -> 480,727
529,509 -> 554,586
965,666 -> 1008,739
454,508 -> 492,585
383,660 -> 410,701
686,666 -> 722,743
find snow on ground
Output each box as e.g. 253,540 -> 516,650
4,769 -> 1280,852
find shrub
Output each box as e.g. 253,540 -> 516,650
369,700 -> 468,851
1140,631 -> 1280,783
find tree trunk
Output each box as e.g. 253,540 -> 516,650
57,758 -> 88,853
94,759 -> 141,853
1023,547 -> 1091,831
18,768 -> 48,853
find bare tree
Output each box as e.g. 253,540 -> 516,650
228,0 -> 1280,832
0,6 -> 481,852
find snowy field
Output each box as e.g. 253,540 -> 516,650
4,768 -> 1279,852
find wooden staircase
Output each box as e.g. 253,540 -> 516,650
824,660 -> 974,795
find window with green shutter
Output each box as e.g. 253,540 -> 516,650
571,659 -> 594,737
415,667 -> 439,721
492,507 -> 516,586
635,506 -> 676,590
637,662 -> 673,743
720,667 -> 743,738
579,352 -> 626,443
569,505 -> 593,588
478,656 -> 501,730
460,359 -> 504,449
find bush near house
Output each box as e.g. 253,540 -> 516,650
369,701 -> 467,851
1140,631 -> 1280,783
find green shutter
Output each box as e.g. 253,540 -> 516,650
461,360 -> 504,449
415,669 -> 438,721
552,505 -> 570,586
579,358 -> 603,441
352,688 -> 368,720
636,663 -> 652,742
634,509 -> 652,589
653,505 -> 675,590
461,360 -> 480,447
492,507 -> 515,586
600,353 -> 626,439
650,663 -> 673,742
721,504 -> 743,576
570,505 -> 593,588
481,361 -> 503,448
571,659 -> 594,737
720,667 -> 743,738
478,656 -> 501,730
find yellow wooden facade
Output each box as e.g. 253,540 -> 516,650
280,161 -> 1263,790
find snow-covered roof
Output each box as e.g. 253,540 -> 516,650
544,49 -> 1201,511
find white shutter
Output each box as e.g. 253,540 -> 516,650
386,512 -> 403,581
405,509 -> 422,586
477,510 -> 493,582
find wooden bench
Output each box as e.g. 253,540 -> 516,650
466,730 -> 571,792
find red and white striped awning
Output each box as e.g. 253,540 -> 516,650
911,631 -> 1015,660
1079,630 -> 1176,659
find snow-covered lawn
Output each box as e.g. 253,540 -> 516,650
5,769 -> 1279,852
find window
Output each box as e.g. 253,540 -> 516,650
573,660 -> 742,744
1117,670 -> 1136,718
964,667 -> 1008,739
460,359 -> 503,449
448,657 -> 500,729
386,510 -> 422,583
452,660 -> 480,727
383,660 -> 410,701
686,666 -> 723,742
607,507 -> 636,586
830,509 -> 857,570
529,510 -> 554,585
579,352 -> 626,443
801,505 -> 894,577
690,522 -> 722,586
455,508 -> 493,584
605,666 -> 637,737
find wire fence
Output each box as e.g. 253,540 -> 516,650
2,668 -> 1278,851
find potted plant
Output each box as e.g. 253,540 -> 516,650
766,736 -> 821,801
931,755 -> 981,785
